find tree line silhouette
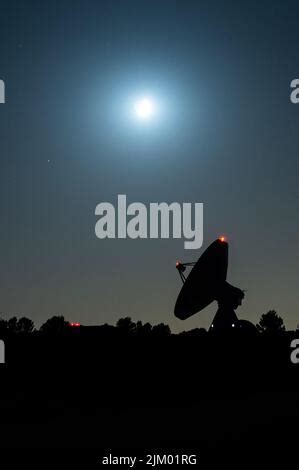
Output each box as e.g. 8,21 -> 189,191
0,310 -> 287,337
0,308 -> 296,465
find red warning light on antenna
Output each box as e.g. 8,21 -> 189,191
219,236 -> 226,243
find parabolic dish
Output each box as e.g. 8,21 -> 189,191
174,238 -> 228,320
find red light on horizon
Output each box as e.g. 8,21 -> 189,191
70,322 -> 81,327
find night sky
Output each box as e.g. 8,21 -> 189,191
1,0 -> 299,331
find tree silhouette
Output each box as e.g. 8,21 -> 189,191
116,317 -> 136,335
7,316 -> 18,333
136,321 -> 152,337
0,318 -> 8,335
151,323 -> 171,337
40,315 -> 70,335
257,310 -> 285,334
0,316 -> 35,335
16,317 -> 35,334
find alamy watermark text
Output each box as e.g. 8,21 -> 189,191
95,195 -> 203,249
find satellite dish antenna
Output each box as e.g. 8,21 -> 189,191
174,237 -> 257,332
174,238 -> 228,320
174,237 -> 257,335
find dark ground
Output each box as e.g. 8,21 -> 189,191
0,332 -> 298,467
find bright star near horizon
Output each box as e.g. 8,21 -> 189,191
134,97 -> 154,119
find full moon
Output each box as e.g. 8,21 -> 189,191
134,97 -> 154,119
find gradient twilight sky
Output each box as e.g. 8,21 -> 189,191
0,0 -> 299,331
